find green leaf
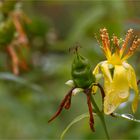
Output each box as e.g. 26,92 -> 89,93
60,112 -> 95,140
0,72 -> 43,93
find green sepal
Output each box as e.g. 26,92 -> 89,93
0,0 -> 17,15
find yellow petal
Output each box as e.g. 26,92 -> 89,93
100,62 -> 112,94
93,62 -> 102,75
103,65 -> 130,114
92,61 -> 111,94
125,63 -> 139,113
92,62 -> 101,93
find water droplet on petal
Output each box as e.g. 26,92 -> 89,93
104,103 -> 116,115
118,91 -> 129,99
122,62 -> 129,69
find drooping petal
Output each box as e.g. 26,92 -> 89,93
103,65 -> 130,114
100,62 -> 112,95
92,61 -> 111,94
124,63 -> 139,113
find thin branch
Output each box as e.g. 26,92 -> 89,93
64,91 -> 72,109
6,45 -> 19,75
137,80 -> 140,85
93,83 -> 105,103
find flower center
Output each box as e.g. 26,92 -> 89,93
99,28 -> 140,65
108,53 -> 122,65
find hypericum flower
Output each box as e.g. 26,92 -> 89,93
93,28 -> 140,115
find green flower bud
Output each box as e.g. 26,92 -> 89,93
0,0 -> 17,15
0,18 -> 15,47
71,52 -> 95,88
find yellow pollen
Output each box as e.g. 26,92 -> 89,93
122,38 -> 140,61
120,29 -> 133,57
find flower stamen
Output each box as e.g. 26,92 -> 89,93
113,35 -> 120,55
122,38 -> 140,61
100,28 -> 111,59
120,29 -> 133,57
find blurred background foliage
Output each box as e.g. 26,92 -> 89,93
0,0 -> 140,139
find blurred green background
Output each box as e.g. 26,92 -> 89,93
0,0 -> 140,139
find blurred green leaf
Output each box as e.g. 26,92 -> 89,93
0,72 -> 43,93
0,18 -> 15,47
68,6 -> 105,42
0,0 -> 17,14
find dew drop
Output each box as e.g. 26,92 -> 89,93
118,91 -> 129,99
121,113 -> 134,120
113,113 -> 140,123
105,103 -> 115,114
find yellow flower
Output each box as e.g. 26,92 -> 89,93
93,28 -> 140,115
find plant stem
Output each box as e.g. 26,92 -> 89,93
90,94 -> 110,140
